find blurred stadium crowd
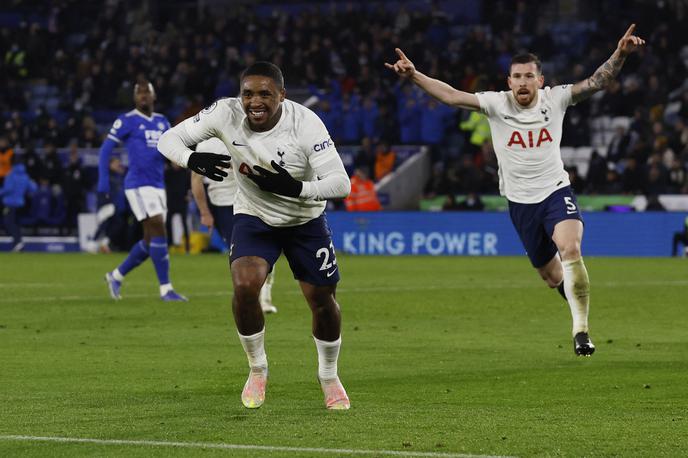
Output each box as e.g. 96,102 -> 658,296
1,0 -> 688,233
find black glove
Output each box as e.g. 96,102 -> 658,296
187,152 -> 231,181
248,160 -> 303,198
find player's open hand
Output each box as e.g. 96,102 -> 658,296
187,152 -> 230,182
199,211 -> 214,231
385,48 -> 416,78
248,160 -> 303,198
617,24 -> 645,56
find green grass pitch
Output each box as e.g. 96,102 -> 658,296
1,253 -> 687,457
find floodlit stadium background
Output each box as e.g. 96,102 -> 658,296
0,0 -> 686,255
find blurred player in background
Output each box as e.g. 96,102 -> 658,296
387,24 -> 646,356
159,62 -> 351,409
190,137 -> 277,314
98,80 -> 187,302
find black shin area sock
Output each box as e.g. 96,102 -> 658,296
557,281 -> 567,300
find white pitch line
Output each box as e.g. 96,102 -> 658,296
0,435 -> 513,458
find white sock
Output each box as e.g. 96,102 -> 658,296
313,335 -> 341,381
238,328 -> 267,373
562,258 -> 590,336
159,283 -> 173,296
112,269 -> 124,282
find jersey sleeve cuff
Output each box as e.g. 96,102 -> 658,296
299,181 -> 316,200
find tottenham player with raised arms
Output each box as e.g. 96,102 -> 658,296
190,137 -> 278,314
99,79 -> 187,302
158,62 -> 351,409
386,25 -> 645,356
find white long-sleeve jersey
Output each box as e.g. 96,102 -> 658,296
158,98 -> 350,227
476,85 -> 574,204
196,137 -> 237,207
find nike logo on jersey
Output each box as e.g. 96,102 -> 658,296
139,124 -> 145,129
232,140 -> 248,147
326,267 -> 338,277
567,210 -> 578,215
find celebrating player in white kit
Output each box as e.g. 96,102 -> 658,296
158,62 -> 351,408
386,24 -> 645,356
190,137 -> 278,314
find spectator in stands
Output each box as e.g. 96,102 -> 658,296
607,124 -> 632,164
597,80 -> 625,116
339,93 -> 362,143
677,90 -> 688,121
621,157 -> 644,194
398,95 -> 421,144
345,168 -> 382,211
420,98 -> 454,147
442,194 -> 461,211
456,154 -> 482,193
0,155 -> 37,251
667,158 -> 687,193
600,166 -> 623,194
672,216 -> 688,257
25,178 -> 65,228
62,144 -> 86,231
644,162 -> 668,195
459,111 -> 490,157
567,165 -> 586,195
2,1 -> 688,200
41,142 -> 64,187
561,103 -> 590,147
353,136 -> 375,178
375,104 -> 400,144
456,192 -> 485,211
21,144 -> 42,181
374,141 -> 396,182
644,194 -> 665,211
360,96 -> 379,140
0,135 -> 14,187
425,163 -> 451,197
479,140 -> 499,192
585,150 -> 608,193
314,98 -> 340,141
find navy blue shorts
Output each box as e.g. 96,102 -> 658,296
210,204 -> 234,245
230,213 -> 340,285
508,186 -> 584,268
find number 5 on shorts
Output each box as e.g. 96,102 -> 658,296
564,196 -> 578,214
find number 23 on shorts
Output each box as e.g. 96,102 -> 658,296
316,242 -> 338,277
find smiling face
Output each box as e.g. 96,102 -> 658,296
241,75 -> 285,132
507,62 -> 544,108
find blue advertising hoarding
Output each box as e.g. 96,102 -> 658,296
326,211 -> 687,257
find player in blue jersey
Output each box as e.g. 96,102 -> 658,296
98,80 -> 187,301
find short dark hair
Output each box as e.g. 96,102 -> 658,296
134,78 -> 154,92
510,53 -> 542,74
241,62 -> 284,89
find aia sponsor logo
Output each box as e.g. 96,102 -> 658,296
507,128 -> 553,149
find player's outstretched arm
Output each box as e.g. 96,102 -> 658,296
385,48 -> 480,110
571,24 -> 645,104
